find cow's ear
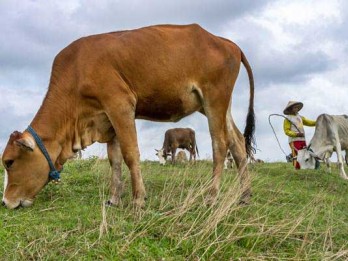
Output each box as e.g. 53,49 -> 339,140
15,136 -> 35,152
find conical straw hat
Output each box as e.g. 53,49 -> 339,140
283,101 -> 303,115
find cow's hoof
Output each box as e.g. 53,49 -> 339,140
133,198 -> 145,209
105,200 -> 121,207
238,199 -> 250,206
239,190 -> 252,205
105,200 -> 114,207
205,195 -> 217,207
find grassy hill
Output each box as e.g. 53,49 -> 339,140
1,158 -> 348,260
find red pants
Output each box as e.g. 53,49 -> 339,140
289,140 -> 307,169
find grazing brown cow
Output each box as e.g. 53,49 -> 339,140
2,24 -> 255,209
155,128 -> 198,165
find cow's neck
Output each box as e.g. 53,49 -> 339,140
30,89 -> 76,168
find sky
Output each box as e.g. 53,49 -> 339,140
0,0 -> 347,162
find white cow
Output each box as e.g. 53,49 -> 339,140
224,150 -> 234,169
297,114 -> 348,179
176,151 -> 188,163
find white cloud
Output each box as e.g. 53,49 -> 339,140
0,87 -> 43,116
267,0 -> 341,25
1,0 -> 347,163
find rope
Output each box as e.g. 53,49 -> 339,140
268,113 -> 302,156
268,114 -> 322,168
268,114 -> 289,156
27,126 -> 61,182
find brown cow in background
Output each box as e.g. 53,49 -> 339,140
156,128 -> 198,165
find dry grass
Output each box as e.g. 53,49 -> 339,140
1,159 -> 348,260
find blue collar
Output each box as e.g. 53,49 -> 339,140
26,126 -> 61,182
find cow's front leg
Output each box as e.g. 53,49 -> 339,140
171,148 -> 177,164
106,136 -> 123,206
324,158 -> 331,173
104,97 -> 146,208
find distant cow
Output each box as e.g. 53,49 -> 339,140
2,24 -> 255,209
297,114 -> 348,179
224,150 -> 234,169
156,128 -> 199,165
176,151 -> 188,164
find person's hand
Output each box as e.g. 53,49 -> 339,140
296,132 -> 304,137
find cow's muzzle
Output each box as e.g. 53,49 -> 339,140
2,198 -> 33,209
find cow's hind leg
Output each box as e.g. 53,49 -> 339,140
191,142 -> 197,162
227,112 -> 252,204
204,108 -> 229,204
188,147 -> 195,162
189,148 -> 193,161
106,136 -> 123,206
335,143 -> 348,180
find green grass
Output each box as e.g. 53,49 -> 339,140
1,158 -> 348,260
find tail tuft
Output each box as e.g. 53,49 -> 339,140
241,51 -> 256,158
244,109 -> 256,157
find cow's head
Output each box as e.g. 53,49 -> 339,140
297,146 -> 321,170
297,149 -> 316,169
2,131 -> 50,209
155,149 -> 170,165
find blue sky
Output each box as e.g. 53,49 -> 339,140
1,0 -> 347,162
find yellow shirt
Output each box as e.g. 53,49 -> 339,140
283,114 -> 316,142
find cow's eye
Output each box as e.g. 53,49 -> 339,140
305,159 -> 309,162
4,160 -> 14,169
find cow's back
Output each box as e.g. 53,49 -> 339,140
312,114 -> 348,150
55,24 -> 242,121
332,115 -> 348,149
163,128 -> 194,147
68,24 -> 238,80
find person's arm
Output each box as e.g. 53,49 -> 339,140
301,116 -> 316,126
283,118 -> 299,137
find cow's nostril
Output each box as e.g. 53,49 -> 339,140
2,201 -> 5,207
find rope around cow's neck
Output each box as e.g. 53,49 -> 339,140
26,126 -> 61,182
268,113 -> 302,156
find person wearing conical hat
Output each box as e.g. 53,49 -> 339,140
283,101 -> 316,169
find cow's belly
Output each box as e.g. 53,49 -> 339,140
340,140 -> 348,150
135,90 -> 202,122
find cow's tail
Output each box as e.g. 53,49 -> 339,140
192,134 -> 200,158
196,144 -> 200,158
241,51 -> 256,158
